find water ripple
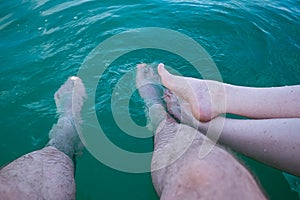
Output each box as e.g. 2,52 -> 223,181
1,1 -> 300,198
40,0 -> 94,16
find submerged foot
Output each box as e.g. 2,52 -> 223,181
136,64 -> 165,107
48,76 -> 87,161
164,89 -> 207,133
54,76 -> 87,118
158,63 -> 226,122
136,64 -> 168,130
164,89 -> 192,125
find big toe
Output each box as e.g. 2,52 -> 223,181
157,63 -> 178,90
158,63 -> 191,98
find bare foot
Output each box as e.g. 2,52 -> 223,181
158,63 -> 226,122
48,76 -> 87,160
136,63 -> 169,130
54,76 -> 87,118
164,89 -> 192,124
136,63 -> 165,107
164,89 -> 208,133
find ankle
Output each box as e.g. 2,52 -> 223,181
205,80 -> 228,118
47,117 -> 83,161
148,104 -> 167,131
223,83 -> 238,115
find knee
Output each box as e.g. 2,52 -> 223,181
161,163 -> 215,199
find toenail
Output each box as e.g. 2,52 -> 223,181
70,76 -> 78,81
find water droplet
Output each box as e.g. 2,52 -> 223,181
45,19 -> 48,22
294,180 -> 299,187
73,16 -> 78,20
38,27 -> 42,31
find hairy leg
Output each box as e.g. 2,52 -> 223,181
0,77 -> 86,200
152,116 -> 265,200
0,147 -> 75,200
136,64 -> 265,200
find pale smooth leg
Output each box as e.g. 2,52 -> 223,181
158,63 -> 300,121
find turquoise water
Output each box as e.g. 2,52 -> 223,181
1,0 -> 300,199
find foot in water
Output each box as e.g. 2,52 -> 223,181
136,63 -> 170,131
47,76 -> 87,161
164,89 -> 208,133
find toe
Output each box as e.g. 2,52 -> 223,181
157,63 -> 179,91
